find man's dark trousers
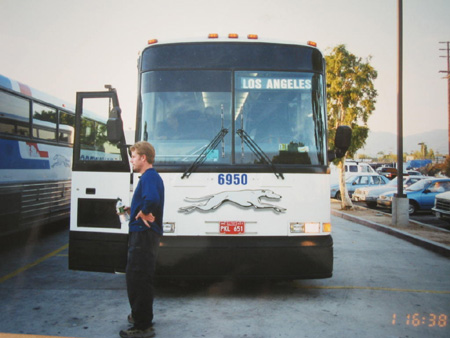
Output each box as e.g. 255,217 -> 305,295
126,230 -> 160,330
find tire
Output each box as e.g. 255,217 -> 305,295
366,201 -> 377,208
408,201 -> 417,215
335,192 -> 341,200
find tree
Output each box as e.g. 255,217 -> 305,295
326,45 -> 378,209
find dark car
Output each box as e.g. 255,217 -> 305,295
377,167 -> 398,180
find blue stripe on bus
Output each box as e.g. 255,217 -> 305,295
0,139 -> 50,170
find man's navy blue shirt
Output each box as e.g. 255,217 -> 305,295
129,168 -> 164,235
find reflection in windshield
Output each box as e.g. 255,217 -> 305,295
140,70 -> 327,166
140,70 -> 232,164
235,71 -> 325,165
141,91 -> 232,164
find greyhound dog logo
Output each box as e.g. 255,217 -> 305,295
179,189 -> 286,213
52,154 -> 71,168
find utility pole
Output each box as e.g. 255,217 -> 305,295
439,41 -> 450,155
392,0 -> 409,227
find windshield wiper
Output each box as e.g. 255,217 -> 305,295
181,128 -> 228,179
236,128 -> 284,180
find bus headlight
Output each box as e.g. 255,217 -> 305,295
304,222 -> 320,233
290,222 -> 303,233
290,222 -> 323,233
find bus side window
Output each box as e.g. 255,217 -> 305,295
0,91 -> 30,137
59,111 -> 75,144
33,103 -> 57,141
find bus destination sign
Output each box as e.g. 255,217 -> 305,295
239,77 -> 312,90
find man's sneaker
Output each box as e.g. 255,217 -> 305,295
119,326 -> 155,338
127,314 -> 153,328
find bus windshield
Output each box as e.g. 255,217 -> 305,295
140,70 -> 326,166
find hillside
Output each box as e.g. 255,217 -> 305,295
357,129 -> 448,157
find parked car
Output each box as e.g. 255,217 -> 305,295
377,178 -> 450,214
432,191 -> 450,222
406,170 -> 422,176
330,173 -> 390,200
330,160 -> 376,185
352,175 -> 426,207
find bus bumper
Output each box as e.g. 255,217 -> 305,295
69,232 -> 333,279
157,235 -> 333,280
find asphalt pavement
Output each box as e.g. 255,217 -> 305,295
331,199 -> 450,257
2,215 -> 450,338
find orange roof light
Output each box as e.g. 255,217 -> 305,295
208,33 -> 219,39
307,41 -> 317,47
247,34 -> 258,40
148,39 -> 158,45
228,33 -> 239,39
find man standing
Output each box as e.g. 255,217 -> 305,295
120,141 -> 164,338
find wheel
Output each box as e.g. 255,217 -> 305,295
408,201 -> 417,215
366,201 -> 377,208
335,191 -> 341,200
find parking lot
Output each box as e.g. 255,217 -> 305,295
1,215 -> 449,338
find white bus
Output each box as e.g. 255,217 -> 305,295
0,74 -> 75,236
69,35 -> 350,279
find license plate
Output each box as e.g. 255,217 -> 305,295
220,221 -> 245,234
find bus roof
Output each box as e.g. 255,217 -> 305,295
141,35 -> 321,53
0,73 -> 76,112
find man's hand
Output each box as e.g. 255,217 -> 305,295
136,210 -> 155,228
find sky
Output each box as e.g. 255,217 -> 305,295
1,0 -> 449,137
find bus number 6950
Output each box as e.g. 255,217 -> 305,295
218,173 -> 248,185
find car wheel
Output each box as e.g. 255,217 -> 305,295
366,201 -> 377,208
335,191 -> 341,200
408,202 -> 417,215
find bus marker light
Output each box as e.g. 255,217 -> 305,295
208,33 -> 219,39
148,39 -> 158,45
323,223 -> 332,233
228,33 -> 239,39
307,41 -> 317,47
247,34 -> 258,40
163,222 -> 175,233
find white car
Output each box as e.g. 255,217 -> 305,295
330,173 -> 389,200
330,160 -> 376,186
432,191 -> 450,222
352,176 -> 426,207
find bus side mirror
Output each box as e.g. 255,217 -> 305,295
333,125 -> 352,158
107,106 -> 124,144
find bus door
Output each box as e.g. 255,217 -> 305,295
69,90 -> 131,273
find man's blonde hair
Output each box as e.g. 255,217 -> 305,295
130,141 -> 155,164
